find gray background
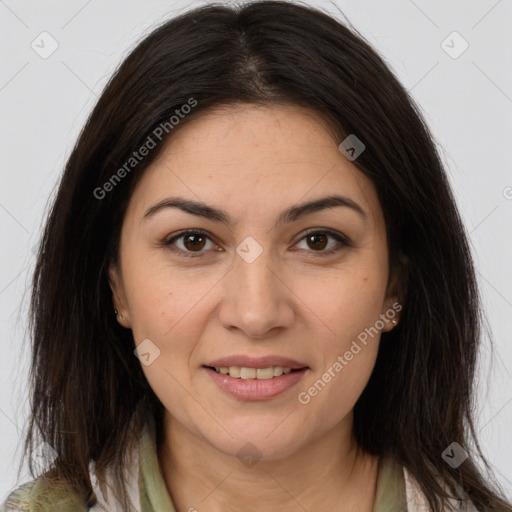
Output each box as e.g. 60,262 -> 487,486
1,0 -> 511,503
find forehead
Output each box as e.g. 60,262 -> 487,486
160,103 -> 342,171
127,103 -> 381,227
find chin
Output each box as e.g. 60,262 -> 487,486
200,422 -> 307,462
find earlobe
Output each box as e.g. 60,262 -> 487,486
380,295 -> 400,333
388,252 -> 409,300
108,263 -> 131,328
381,253 -> 408,332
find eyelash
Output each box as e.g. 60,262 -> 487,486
162,228 -> 350,259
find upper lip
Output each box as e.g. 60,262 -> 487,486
204,355 -> 308,369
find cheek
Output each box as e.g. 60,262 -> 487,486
296,280 -> 383,427
298,349 -> 377,435
299,265 -> 388,349
124,254 -> 213,340
124,262 -> 222,401
293,260 -> 387,413
126,270 -> 206,421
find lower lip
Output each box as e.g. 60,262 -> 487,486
203,366 -> 308,401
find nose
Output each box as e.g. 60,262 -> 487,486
218,247 -> 295,340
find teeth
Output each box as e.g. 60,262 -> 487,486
240,367 -> 257,379
273,366 -> 284,376
213,366 -> 298,379
229,366 -> 241,378
256,368 -> 273,379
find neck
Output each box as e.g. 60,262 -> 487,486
157,412 -> 380,512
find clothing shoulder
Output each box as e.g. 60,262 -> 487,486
1,479 -> 35,511
1,476 -> 88,512
404,466 -> 480,511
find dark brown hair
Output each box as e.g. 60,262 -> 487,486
19,1 -> 511,511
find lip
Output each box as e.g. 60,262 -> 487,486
203,355 -> 308,370
203,366 -> 308,401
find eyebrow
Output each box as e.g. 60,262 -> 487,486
143,194 -> 367,226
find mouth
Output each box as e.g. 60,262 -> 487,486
202,365 -> 309,400
204,365 -> 305,379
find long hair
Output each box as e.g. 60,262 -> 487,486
21,1 -> 511,510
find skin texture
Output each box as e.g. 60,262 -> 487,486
109,104 -> 401,512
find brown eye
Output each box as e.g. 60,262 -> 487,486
306,233 -> 328,251
164,229 -> 217,258
294,229 -> 349,256
182,233 -> 207,251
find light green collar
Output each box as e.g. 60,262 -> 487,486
138,415 -> 176,512
373,455 -> 407,511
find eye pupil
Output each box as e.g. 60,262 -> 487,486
307,233 -> 328,250
184,234 -> 206,251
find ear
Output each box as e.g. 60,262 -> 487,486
381,252 -> 408,333
108,262 -> 132,328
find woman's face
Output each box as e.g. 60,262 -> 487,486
109,103 -> 399,460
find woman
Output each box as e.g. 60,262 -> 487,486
3,1 -> 511,511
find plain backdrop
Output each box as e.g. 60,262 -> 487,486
1,0 -> 511,503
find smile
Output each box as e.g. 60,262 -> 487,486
203,365 -> 308,400
210,366 -> 297,379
